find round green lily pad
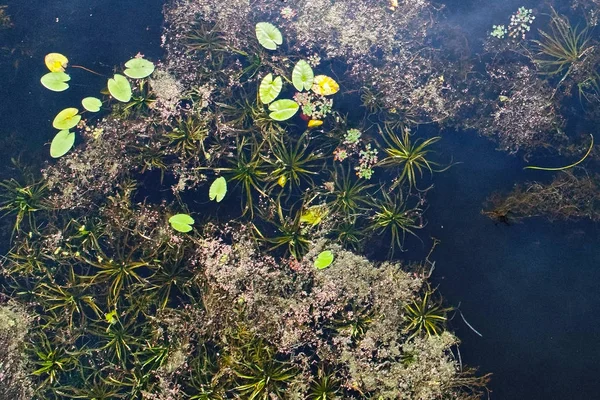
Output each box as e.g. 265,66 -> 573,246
40,72 -> 71,92
169,213 -> 195,233
81,97 -> 102,112
107,74 -> 132,102
52,108 -> 81,130
314,250 -> 334,270
50,130 -> 75,158
123,58 -> 155,79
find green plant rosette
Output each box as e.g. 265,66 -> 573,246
259,73 -> 283,104
50,130 -> 75,158
40,72 -> 71,92
107,74 -> 132,102
52,108 -> 81,130
256,22 -> 283,50
268,99 -> 299,121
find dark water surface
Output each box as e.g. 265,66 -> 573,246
1,1 -> 599,399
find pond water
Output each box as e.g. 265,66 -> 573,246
1,0 -> 599,399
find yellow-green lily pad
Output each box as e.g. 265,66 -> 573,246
169,213 -> 195,233
50,130 -> 75,158
107,74 -> 132,102
52,108 -> 81,130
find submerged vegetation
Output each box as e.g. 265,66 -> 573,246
11,0 -> 600,398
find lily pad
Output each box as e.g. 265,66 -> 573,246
314,250 -> 334,270
169,213 -> 194,233
256,22 -> 283,50
312,75 -> 340,96
44,53 -> 68,72
259,73 -> 283,104
81,97 -> 102,112
209,176 -> 227,202
52,108 -> 81,130
40,72 -> 71,92
123,57 -> 155,79
50,130 -> 75,158
107,74 -> 132,102
292,60 -> 314,91
268,99 -> 299,121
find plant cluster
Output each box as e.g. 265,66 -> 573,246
0,1 -> 499,399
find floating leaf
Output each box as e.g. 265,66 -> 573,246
81,97 -> 102,112
40,72 -> 71,92
44,53 -> 68,72
308,119 -> 323,128
123,57 -> 155,79
52,108 -> 81,130
314,250 -> 334,269
292,60 -> 314,91
107,74 -> 132,102
209,176 -> 227,202
300,205 -> 327,226
259,73 -> 283,104
312,75 -> 339,96
169,214 -> 195,233
268,99 -> 299,121
255,22 -> 283,50
50,130 -> 75,158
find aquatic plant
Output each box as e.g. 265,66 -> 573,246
377,125 -> 443,190
165,113 -> 210,159
50,130 -> 75,158
332,301 -> 375,339
257,200 -> 311,260
209,176 -> 227,202
308,367 -> 340,400
229,330 -> 297,399
330,217 -> 365,251
184,22 -> 227,56
265,132 -> 323,194
108,74 -> 132,103
325,166 -> 375,217
91,315 -> 143,367
123,79 -> 156,115
135,142 -> 168,182
223,138 -> 268,215
369,191 -> 424,256
404,287 -> 451,340
255,22 -> 283,51
533,11 -> 592,82
259,73 -> 282,104
169,213 -> 195,232
31,333 -> 80,386
508,7 -> 535,40
36,266 -> 102,329
268,99 -> 299,121
0,178 -> 48,234
313,250 -> 334,270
